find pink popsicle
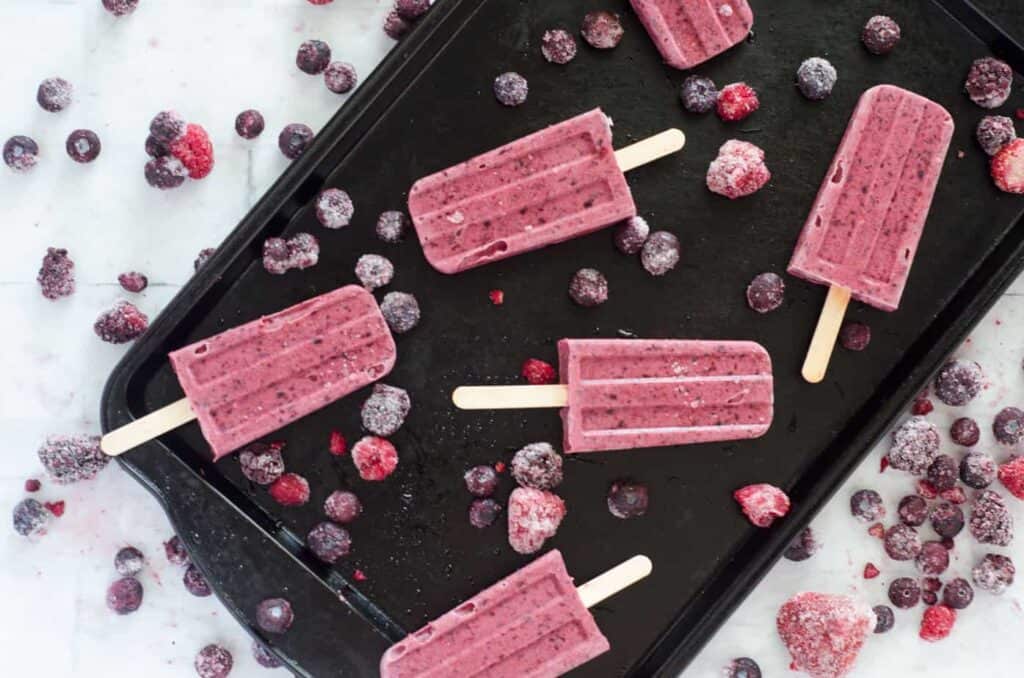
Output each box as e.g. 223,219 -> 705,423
630,0 -> 753,70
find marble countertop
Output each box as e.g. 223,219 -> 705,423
1,1 -> 1022,677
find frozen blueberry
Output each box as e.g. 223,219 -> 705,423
256,597 -> 293,634
960,450 -> 997,488
931,501 -> 965,539
195,645 -> 233,678
37,247 -> 75,300
581,10 -> 623,49
976,116 -> 1017,156
607,481 -> 649,519
782,527 -> 820,561
183,564 -> 212,597
942,578 -> 974,609
464,465 -> 499,497
469,498 -> 502,528
38,434 -> 107,484
381,292 -> 420,333
94,301 -> 149,343
238,442 -> 285,485
868,605 -> 894,634
278,123 -> 314,160
680,75 -> 718,114
262,233 -> 319,274
613,216 -> 650,254
395,0 -> 430,20
24,479 -> 40,493
164,535 -> 190,566
324,490 -> 362,524
511,442 -> 563,490
493,72 -> 528,106
723,657 -> 761,678
796,57 -> 837,101
888,577 -> 921,608
12,498 -> 50,537
884,524 -> 922,561
315,188 -> 354,229
4,136 -> 39,172
149,110 -> 186,144
898,495 -> 929,527
927,454 -> 958,491
354,254 -> 394,290
297,39 -> 331,74
37,77 -> 72,112
145,134 -> 169,158
965,57 -> 1013,109
889,417 -> 940,476
641,231 -> 681,276
568,268 -> 608,307
969,489 -> 1013,546
65,129 -> 101,163
839,322 -> 871,351
194,247 -> 216,272
118,271 -> 148,293
360,384 -> 411,436
145,156 -> 188,189
324,61 -> 357,94
102,0 -> 139,16
383,10 -> 412,40
114,546 -> 145,576
376,211 -> 409,243
252,642 -> 282,669
746,272 -> 785,313
306,522 -> 351,564
972,553 -> 1015,594
850,489 -> 885,522
235,109 -> 265,139
861,15 -> 901,55
541,29 -> 577,64
106,577 -> 143,614
933,360 -> 983,406
916,541 -> 950,575
993,407 -> 1024,445
950,417 -> 981,447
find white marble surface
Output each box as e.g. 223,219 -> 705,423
0,1 -> 1022,677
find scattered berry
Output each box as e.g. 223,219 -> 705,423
884,524 -> 922,561
839,322 -> 871,351
354,254 -> 394,291
796,57 -> 837,101
993,405 -> 1024,444
493,72 -> 528,107
942,578 -> 974,609
94,301 -> 149,343
37,247 -> 75,300
383,10 -> 411,40
360,384 -> 410,437
306,521 -> 351,563
376,210 -> 409,243
933,360 -> 983,406
972,553 -> 1015,594
324,61 -> 358,94
873,605 -> 894,633
867,522 -> 886,539
24,479 -> 41,493
324,490 -> 362,523
889,577 -> 922,608
144,156 -> 188,189
680,75 -> 718,114
970,489 -> 1013,545
268,473 -> 310,506
521,358 -> 557,385
863,562 -> 880,579
395,0 -> 430,20
102,0 -> 139,16
607,481 -> 649,519
164,535 -> 190,566
464,465 -> 499,497
950,417 -> 981,447
256,598 -> 293,634
297,39 -> 332,74
960,450 -> 997,488
613,216 -> 650,254
37,77 -> 72,112
998,455 -> 1024,498
916,541 -> 950,575
118,271 -> 148,293
707,139 -> 771,199
723,657 -> 761,678
329,431 -> 346,456
4,135 -> 39,172
106,577 -> 143,614
850,489 -> 885,522
380,292 -> 420,333
733,483 -> 790,527
488,289 -> 504,305
580,10 -> 623,49
12,498 -> 50,537
926,455 -> 958,491
238,442 -> 285,486
976,115 -> 1016,156
919,604 -> 956,642
716,83 -> 760,122
510,442 -> 563,490
262,233 -> 319,274
115,546 -> 145,576
145,134 -> 169,158
783,527 -> 820,561
541,29 -> 577,64
150,111 -> 186,144
640,231 -> 681,275
66,129 -> 101,163
469,498 -> 502,528
235,110 -> 265,139
507,487 -> 566,554
776,592 -> 874,678
930,501 -> 965,538
315,188 -> 354,229
888,417 -> 939,475
746,272 -> 785,313
183,564 -> 212,597
194,247 -> 216,271
278,123 -> 314,159
351,436 -> 398,481
195,645 -> 233,678
965,57 -> 1013,109
252,642 -> 282,669
861,15 -> 901,55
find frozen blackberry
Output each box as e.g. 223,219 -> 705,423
4,136 -> 39,172
238,442 -> 285,485
315,188 -> 354,229
942,578 -> 974,609
746,272 -> 785,313
149,110 -> 185,144
933,360 -> 982,406
383,10 -> 412,40
145,134 -> 168,158
306,522 -> 351,564
354,254 -> 394,290
324,61 -> 357,94
927,454 -> 958,491
102,0 -> 139,16
145,156 -> 188,190
114,546 -> 145,576
164,535 -> 190,566
613,216 -> 650,254
993,407 -> 1024,445
256,597 -> 293,634
541,29 -> 577,65
296,39 -> 332,74
916,541 -> 950,575
12,499 -> 50,537
839,322 -> 871,351
888,577 -> 921,608
94,301 -> 149,343
884,524 -> 922,561
380,292 -> 420,333
861,15 -> 901,55
194,247 -> 216,271
464,465 -> 499,497
796,57 -> 837,101
511,442 -> 563,490
183,564 -> 212,597
66,129 -> 101,163
970,489 -> 1013,545
376,210 -> 409,243
118,271 -> 148,293
976,116 -> 1016,156
278,123 -> 314,160
234,109 -> 265,139
106,577 -> 143,614
252,642 -> 282,669
898,495 -> 928,527
360,383 -> 410,436
783,527 -> 820,561
950,417 -> 980,447
872,605 -> 895,633
38,434 -> 107,484
493,72 -> 528,106
850,489 -> 885,522
889,417 -> 939,475
262,233 -> 319,274
723,657 -> 761,678
37,77 -> 72,112
641,231 -> 681,275
581,10 -> 623,49
324,490 -> 362,524
972,553 -> 1015,594
568,268 -> 608,307
37,247 -> 75,300
965,57 -> 1013,109
960,450 -> 996,488
469,498 -> 502,528
195,645 -> 233,678
607,481 -> 649,519
680,75 -> 718,114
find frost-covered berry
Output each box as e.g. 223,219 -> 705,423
315,188 -> 354,229
380,292 -> 420,333
354,254 -> 394,291
613,216 -> 650,254
541,29 -> 577,65
235,110 -> 265,140
4,136 -> 39,172
37,77 -> 73,112
568,268 -> 608,306
106,577 -> 144,614
66,129 -> 101,163
38,434 -> 107,484
680,75 -> 718,114
796,58 -> 837,101
324,61 -> 357,94
194,645 -> 233,678
376,211 -> 409,243
278,123 -> 314,160
511,442 -> 563,490
12,498 -> 51,537
114,546 -> 145,576
360,383 -> 411,436
256,597 -> 294,634
493,72 -> 528,107
296,39 -> 332,74
94,301 -> 149,343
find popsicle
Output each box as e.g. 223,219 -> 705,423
101,285 -> 396,458
453,339 -> 773,454
788,85 -> 954,383
379,550 -> 652,678
408,108 -> 685,273
630,0 -> 753,70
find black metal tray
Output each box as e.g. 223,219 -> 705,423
101,1 -> 1024,675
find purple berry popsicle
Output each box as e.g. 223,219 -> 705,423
630,0 -> 753,70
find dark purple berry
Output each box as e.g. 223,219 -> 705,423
106,576 -> 143,614
149,110 -> 185,143
38,434 -> 107,484
145,156 -> 187,189
930,501 -> 965,539
238,442 -> 285,485
94,301 -> 149,343
872,605 -> 894,633
380,292 -> 420,333
252,641 -> 283,668
118,271 -> 148,293
888,577 -> 921,608
354,254 -> 394,291
195,644 -> 233,678
12,498 -> 50,536
884,524 -> 922,561
926,454 -> 958,491
324,61 -> 357,94
965,57 -> 1013,109
510,442 -> 563,490
65,129 -> 101,163
296,39 -> 332,74
746,272 -> 785,313
324,490 -> 362,524
607,481 -> 649,519
256,597 -> 293,634
641,231 -> 681,276
889,417 -> 939,475
613,216 -> 650,254
541,29 -> 577,65
262,233 -> 319,274
278,123 -> 314,160
960,450 -> 996,488
469,498 -> 502,528
581,10 -> 623,49
183,564 -> 212,597
235,109 -> 265,139
568,268 -> 608,307
376,211 -> 409,243
976,116 -> 1017,156
897,495 -> 928,527
723,657 -> 761,678
164,535 -> 190,566
681,75 -> 718,114
969,489 -> 1013,546
993,407 -> 1024,445
972,553 -> 1015,594
114,546 -> 145,576
37,247 -> 75,300
383,10 -> 412,40
306,522 -> 351,563
850,489 -> 885,522
942,578 -> 974,609
102,0 -> 139,17
493,72 -> 528,106
464,465 -> 499,497
916,541 -> 950,575
839,322 -> 871,351
360,384 -> 410,436
315,188 -> 354,229
796,57 -> 837,101
194,247 -> 216,272
950,418 -> 980,447
395,0 -> 430,21
861,15 -> 900,55
782,527 -> 820,561
37,77 -> 72,112
4,135 -> 39,172
933,360 -> 983,406
145,134 -> 169,158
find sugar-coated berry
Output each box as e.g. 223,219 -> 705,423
733,483 -> 790,527
926,454 -> 958,491
145,156 -> 187,190
933,360 -> 982,406
252,642 -> 282,669
351,436 -> 399,481
541,29 -> 577,65
796,58 -> 837,101
315,188 -> 354,229
916,541 -> 950,575
145,134 -> 168,158
262,233 -> 319,274
306,522 -> 351,563
942,578 -> 974,609
114,546 -> 145,576
194,247 -> 216,272
707,139 -> 770,199
641,231 -> 681,275
511,442 -> 563,490
972,553 -> 1015,594
278,123 -> 314,160
992,138 -> 1024,193
716,83 -> 759,122
493,72 -> 528,106
872,605 -> 894,633
998,455 -> 1024,499
268,473 -> 310,506
37,77 -> 72,112
102,0 -> 139,17
993,406 -> 1024,444
888,416 -> 939,475
960,450 -> 996,488
297,39 -> 332,74
37,247 -> 75,300
256,597 -> 294,634
607,481 -> 649,519
969,489 -> 1013,546
849,489 -> 885,522
783,527 -> 820,561
568,268 -> 608,306
360,383 -> 410,436
469,498 -> 502,528
883,524 -> 922,561
839,322 -> 871,351
66,129 -> 101,163
12,499 -> 51,537
395,0 -> 430,20
723,657 -> 761,678
376,211 -> 409,243
888,577 -> 921,608
965,57 -> 1013,109
164,535 -> 190,566
976,115 -> 1016,156
580,10 -> 623,49
4,135 -> 39,172
24,479 -> 41,493
149,111 -> 186,144
861,16 -> 900,55
746,272 -> 785,313
464,465 -> 499,497
94,301 -> 149,344
897,495 -> 928,527
183,564 -> 212,596
118,271 -> 148,293
613,216 -> 650,254
324,490 -> 362,523
195,645 -> 233,678
380,292 -> 420,333
508,487 -> 566,554
324,61 -> 357,94
106,577 -> 143,614
950,417 -> 980,447
238,442 -> 285,485
235,110 -> 265,139
383,10 -> 412,40
680,75 -> 718,114
354,254 -> 394,291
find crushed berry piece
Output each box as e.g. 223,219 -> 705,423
776,592 -> 874,678
24,479 -> 41,493
510,442 -> 563,490
873,605 -> 894,633
998,455 -> 1024,499
235,109 -> 265,139
880,456 -> 889,473
351,436 -> 398,481
297,39 -> 332,74
488,289 -> 504,305
252,642 -> 282,669
4,135 -> 39,172
972,553 -> 1015,594
746,272 -> 785,313
839,322 -> 871,351
145,134 -> 169,158
169,123 -> 214,179
889,416 -> 939,475
863,562 -> 880,579
921,590 -> 938,606
867,522 -> 885,539
315,188 -> 354,229
38,434 -> 107,484
354,254 -> 393,291
361,384 -> 410,437
641,231 -> 681,275
941,486 -> 966,505
102,0 -> 139,16
164,535 -> 190,566
541,29 -> 577,64
916,541 -> 950,575
884,524 -> 922,561
723,657 -> 761,678
796,57 -> 837,101
194,247 -> 216,272
256,597 -> 293,634
44,500 -> 65,517
613,216 -> 650,254
969,489 -> 1013,546
889,577 -> 921,608
37,77 -> 72,112
195,645 -> 233,678
926,455 -> 958,491
783,527 -> 820,561
850,489 -> 885,522
707,139 -> 770,198
306,522 -> 351,563
993,406 -> 1024,444
114,546 -> 145,576
607,481 -> 649,519
734,483 -> 790,528
329,431 -> 346,456
150,111 -> 186,144
469,498 -> 502,528
376,210 -> 409,243
965,57 -> 1013,109
862,15 -> 900,54
961,450 -> 997,488
238,442 -> 285,485
324,490 -> 362,523
933,360 -> 983,406
118,271 -> 148,293
144,156 -> 188,189
911,398 -> 934,416
464,465 -> 499,497
917,480 -> 938,499
716,83 -> 760,122
942,578 -> 974,609
352,568 -> 368,581
324,61 -> 357,94
395,0 -> 430,20
976,115 -> 1016,156
268,473 -> 310,506
521,358 -> 557,385
380,292 -> 420,333
94,301 -> 149,343
183,564 -> 212,597
950,417 -> 980,447
920,604 -> 956,642
383,10 -> 411,40
278,123 -> 314,160
681,75 -> 718,114
66,129 -> 101,163
508,487 -> 566,554
12,498 -> 51,537
922,576 -> 941,593
262,233 -> 319,274
37,247 -> 75,300
580,10 -> 623,49
493,72 -> 528,107
106,577 -> 143,614
897,495 -> 928,526
940,536 -> 955,550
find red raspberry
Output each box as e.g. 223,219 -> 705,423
521,358 -> 557,385
733,483 -> 790,527
911,398 -> 934,415
170,123 -> 214,179
868,522 -> 885,539
352,569 -> 367,581
777,592 -> 874,678
488,289 -> 504,305
919,604 -> 956,641
268,473 -> 310,506
1018,108 -> 1024,120
991,138 -> 1024,193
351,436 -> 398,481
863,562 -> 880,579
45,500 -> 65,517
329,430 -> 347,456
997,456 -> 1024,499
716,83 -> 760,122
508,487 -> 566,554
24,479 -> 41,492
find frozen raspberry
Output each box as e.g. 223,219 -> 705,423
306,521 -> 351,563
351,436 -> 398,481
917,479 -> 938,499
106,577 -> 143,614
862,562 -> 880,579
723,657 -> 761,678
195,645 -> 233,678
380,292 -> 420,333
252,642 -> 282,669
510,442 -> 563,490
164,535 -> 190,566
315,188 -> 354,229
262,233 -> 319,274
4,135 -> 39,172
37,77 -> 72,112
707,139 -> 770,198
12,499 -> 50,537
45,500 -> 65,517
234,109 -> 264,139
960,450 -> 996,488
38,434 -> 107,484
183,564 -> 212,597
383,10 -> 411,40
746,272 -> 785,313
464,465 -> 498,497
508,487 -> 566,554
839,322 -> 871,351
872,605 -> 894,634
912,398 -> 934,416
489,289 -> 504,305
849,489 -> 885,522
943,578 -> 974,609
888,577 -> 921,608
976,115 -> 1016,156
716,83 -> 759,122
145,134 -> 169,158
888,417 -> 939,475
94,301 -> 149,343
920,604 -> 956,642
256,597 -> 293,634
37,248 -> 75,300
324,490 -> 362,523
324,61 -> 357,94
965,57 -> 1013,109
993,405 -> 1024,444
783,527 -> 820,561
520,358 -> 557,386
66,129 -> 101,163
278,123 -> 314,159
118,271 -> 148,293
296,39 -> 331,74
115,546 -> 145,576
493,72 -> 528,107
970,489 -> 1013,545
145,156 -> 188,189
733,483 -> 790,528
149,111 -> 186,144
360,384 -> 410,436
268,473 -> 310,506
868,522 -> 886,539
796,58 -> 837,101
680,75 -> 718,114
541,29 -> 577,64
580,10 -> 623,49
933,360 -> 983,406
169,123 -> 214,179
238,442 -> 285,485
376,210 -> 409,243
950,417 -> 980,447
776,592 -> 874,678
972,553 -> 1015,593
641,231 -> 681,275
395,0 -> 430,20
930,502 -> 964,539
926,455 -> 958,491
102,0 -> 139,17
469,498 -> 502,528
24,479 -> 41,493
884,524 -> 922,561
354,254 -> 394,291
862,15 -> 900,54
998,455 -> 1024,498
329,431 -> 346,456
607,481 -> 649,519
568,268 -> 609,307
916,541 -> 950,575
613,216 -> 650,254
194,247 -> 216,271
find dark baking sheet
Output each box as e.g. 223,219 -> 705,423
101,0 -> 1024,675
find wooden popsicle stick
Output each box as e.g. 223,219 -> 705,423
452,384 -> 569,410
801,284 -> 851,384
615,129 -> 686,173
100,398 -> 196,456
577,555 -> 653,608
